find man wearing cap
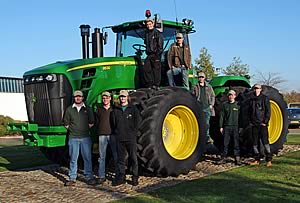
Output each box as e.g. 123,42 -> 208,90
111,90 -> 141,186
167,33 -> 191,90
219,90 -> 241,165
192,71 -> 215,144
94,91 -> 118,184
249,84 -> 272,167
144,18 -> 164,89
63,90 -> 95,186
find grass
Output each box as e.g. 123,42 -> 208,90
0,138 -> 52,172
286,134 -> 300,144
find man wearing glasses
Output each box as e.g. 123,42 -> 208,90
192,72 -> 215,144
167,33 -> 192,90
249,84 -> 272,167
63,90 -> 96,186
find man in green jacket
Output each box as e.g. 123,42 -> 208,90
219,90 -> 241,165
63,90 -> 95,186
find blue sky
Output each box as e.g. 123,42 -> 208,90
0,0 -> 299,91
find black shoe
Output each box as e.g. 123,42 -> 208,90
96,177 -> 106,185
132,176 -> 139,186
64,180 -> 76,187
112,176 -> 126,186
87,178 -> 97,186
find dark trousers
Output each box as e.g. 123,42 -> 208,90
117,141 -> 138,177
252,125 -> 272,161
223,126 -> 240,156
144,54 -> 161,87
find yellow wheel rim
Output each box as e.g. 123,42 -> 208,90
162,105 -> 199,160
268,100 -> 283,144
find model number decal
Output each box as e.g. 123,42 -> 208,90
103,66 -> 111,70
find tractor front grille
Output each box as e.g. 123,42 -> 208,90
24,74 -> 72,126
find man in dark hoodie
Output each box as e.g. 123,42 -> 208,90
249,84 -> 272,167
144,18 -> 164,89
111,90 -> 141,186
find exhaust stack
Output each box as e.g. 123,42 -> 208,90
92,28 -> 103,58
79,24 -> 91,59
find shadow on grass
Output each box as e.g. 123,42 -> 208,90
0,145 -> 53,172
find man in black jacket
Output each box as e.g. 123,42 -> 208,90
144,18 -> 164,89
249,84 -> 272,167
111,90 -> 141,186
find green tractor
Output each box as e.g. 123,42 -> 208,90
8,12 -> 288,176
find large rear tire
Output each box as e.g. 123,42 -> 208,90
130,87 -> 206,176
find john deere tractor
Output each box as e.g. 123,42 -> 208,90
8,12 -> 288,176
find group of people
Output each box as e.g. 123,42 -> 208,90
218,84 -> 272,167
63,89 -> 141,187
143,18 -> 192,91
62,17 -> 273,187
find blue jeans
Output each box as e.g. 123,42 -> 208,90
167,66 -> 189,90
98,135 -> 118,178
203,107 -> 212,140
68,137 -> 93,181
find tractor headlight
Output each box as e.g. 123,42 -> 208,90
45,74 -> 57,82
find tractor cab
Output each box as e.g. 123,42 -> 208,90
109,14 -> 195,86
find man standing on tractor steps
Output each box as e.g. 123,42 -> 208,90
249,84 -> 273,167
167,33 -> 192,90
192,71 -> 215,144
111,90 -> 141,186
219,90 -> 241,165
94,91 -> 118,185
63,90 -> 96,186
144,18 -> 164,90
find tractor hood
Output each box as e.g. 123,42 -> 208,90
24,57 -> 136,76
23,56 -> 138,105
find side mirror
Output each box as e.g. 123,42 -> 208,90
103,32 -> 108,45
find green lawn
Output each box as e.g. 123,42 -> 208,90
0,140 -> 52,172
286,134 -> 300,144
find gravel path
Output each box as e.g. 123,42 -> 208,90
0,144 -> 299,203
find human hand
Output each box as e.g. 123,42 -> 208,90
65,125 -> 69,129
89,124 -> 94,128
261,123 -> 266,126
220,128 -> 224,134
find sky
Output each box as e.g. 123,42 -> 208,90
0,0 -> 299,92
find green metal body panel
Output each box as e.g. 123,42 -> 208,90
8,123 -> 66,147
209,75 -> 251,96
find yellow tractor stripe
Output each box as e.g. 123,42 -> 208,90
67,61 -> 136,72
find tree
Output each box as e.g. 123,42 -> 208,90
283,90 -> 300,104
222,57 -> 250,76
194,47 -> 216,80
254,71 -> 286,89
